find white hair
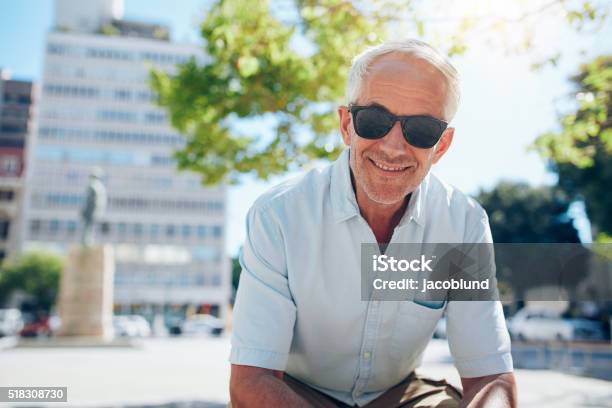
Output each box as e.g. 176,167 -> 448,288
345,39 -> 461,121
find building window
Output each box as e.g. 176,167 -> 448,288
30,219 -> 41,234
165,224 -> 175,237
0,190 -> 15,201
98,110 -> 136,123
0,124 -> 26,133
197,225 -> 207,239
67,220 -> 78,235
195,274 -> 205,286
48,43 -> 71,55
180,273 -> 189,286
0,220 -> 10,239
114,89 -> 131,101
144,111 -> 166,124
181,225 -> 191,238
44,83 -> 98,99
49,219 -> 60,234
18,95 -> 31,104
213,225 -> 222,238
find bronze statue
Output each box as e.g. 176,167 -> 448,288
80,167 -> 107,246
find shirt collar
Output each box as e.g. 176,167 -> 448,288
330,149 -> 360,223
330,148 -> 428,227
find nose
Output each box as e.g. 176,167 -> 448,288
379,120 -> 407,153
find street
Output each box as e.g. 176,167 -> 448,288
0,337 -> 611,407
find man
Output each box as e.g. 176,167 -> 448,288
229,39 -> 517,407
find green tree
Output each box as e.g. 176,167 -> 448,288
476,182 -> 580,243
151,0 -> 388,185
0,251 -> 64,313
151,0 -> 609,185
533,56 -> 612,240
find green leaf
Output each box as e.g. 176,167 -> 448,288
533,55 -> 612,235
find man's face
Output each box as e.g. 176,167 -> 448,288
338,53 -> 454,206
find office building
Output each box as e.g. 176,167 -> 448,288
0,70 -> 34,261
21,0 -> 230,322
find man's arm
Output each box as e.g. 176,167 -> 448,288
459,373 -> 517,408
230,364 -> 311,408
229,205 -> 299,404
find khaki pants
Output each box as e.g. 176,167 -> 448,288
231,372 -> 462,407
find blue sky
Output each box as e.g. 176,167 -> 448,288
0,0 -> 208,79
1,1 -> 611,255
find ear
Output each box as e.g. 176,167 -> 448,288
338,105 -> 352,146
432,127 -> 454,164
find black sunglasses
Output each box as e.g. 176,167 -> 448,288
348,104 -> 448,149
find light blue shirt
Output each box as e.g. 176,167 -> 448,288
230,148 -> 513,406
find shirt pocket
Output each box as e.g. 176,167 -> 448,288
389,301 -> 445,363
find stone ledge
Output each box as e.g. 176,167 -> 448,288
13,336 -> 142,348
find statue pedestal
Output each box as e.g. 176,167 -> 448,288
56,245 -> 115,339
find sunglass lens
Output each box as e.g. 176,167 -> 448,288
402,117 -> 445,148
354,107 -> 393,139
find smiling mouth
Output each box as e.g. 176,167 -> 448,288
368,158 -> 412,173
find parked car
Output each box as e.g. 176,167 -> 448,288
167,316 -> 184,336
113,315 -> 151,337
19,313 -> 58,338
508,307 -> 606,342
181,314 -> 224,337
0,308 -> 24,337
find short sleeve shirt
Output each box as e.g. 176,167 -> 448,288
230,148 -> 513,406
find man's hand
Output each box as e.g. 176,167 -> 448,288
230,364 -> 312,408
460,373 -> 517,408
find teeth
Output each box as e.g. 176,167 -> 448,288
371,159 -> 408,172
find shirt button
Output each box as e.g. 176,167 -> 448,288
363,351 -> 371,360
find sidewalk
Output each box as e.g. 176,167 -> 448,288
0,337 -> 610,407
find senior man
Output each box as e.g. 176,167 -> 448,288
229,39 -> 516,407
